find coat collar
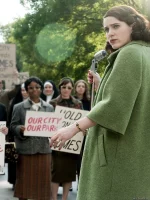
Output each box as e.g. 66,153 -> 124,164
53,95 -> 80,104
23,98 -> 48,109
94,40 -> 150,105
108,40 -> 150,63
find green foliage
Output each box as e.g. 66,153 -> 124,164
35,23 -> 77,63
0,0 -> 145,85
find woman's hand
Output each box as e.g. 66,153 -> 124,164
20,126 -> 25,134
50,117 -> 96,150
50,126 -> 77,150
0,127 -> 8,135
87,70 -> 101,91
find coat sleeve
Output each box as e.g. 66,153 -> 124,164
7,84 -> 21,100
47,104 -> 54,112
87,45 -> 143,135
0,104 -> 7,121
10,104 -> 27,140
3,104 -> 7,121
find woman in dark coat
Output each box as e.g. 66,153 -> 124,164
50,77 -> 83,200
10,77 -> 54,200
7,83 -> 28,189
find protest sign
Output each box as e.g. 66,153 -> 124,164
10,72 -> 29,89
24,106 -> 89,154
24,111 -> 62,137
18,72 -> 29,81
51,106 -> 89,154
0,44 -> 16,89
0,122 -> 6,167
0,44 -> 16,73
0,44 -> 29,89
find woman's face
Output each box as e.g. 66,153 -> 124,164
21,88 -> 28,99
44,83 -> 53,96
60,82 -> 73,99
76,82 -> 86,96
103,16 -> 132,49
27,81 -> 42,100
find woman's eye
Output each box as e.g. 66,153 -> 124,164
104,27 -> 109,33
113,24 -> 119,29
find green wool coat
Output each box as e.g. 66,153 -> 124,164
77,41 -> 150,200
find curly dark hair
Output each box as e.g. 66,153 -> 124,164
104,5 -> 150,42
24,76 -> 44,91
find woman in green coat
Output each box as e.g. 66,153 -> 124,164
50,5 -> 150,200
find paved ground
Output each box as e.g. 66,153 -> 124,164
0,164 -> 77,200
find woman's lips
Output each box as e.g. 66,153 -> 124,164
110,39 -> 117,44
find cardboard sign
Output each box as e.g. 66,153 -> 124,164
10,72 -> 29,89
24,111 -> 61,137
24,106 -> 89,154
0,44 -> 16,89
0,122 -> 6,166
0,44 -> 29,89
51,106 -> 89,154
0,44 -> 16,73
18,72 -> 29,83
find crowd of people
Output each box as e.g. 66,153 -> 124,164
0,72 -> 91,200
1,4 -> 150,200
